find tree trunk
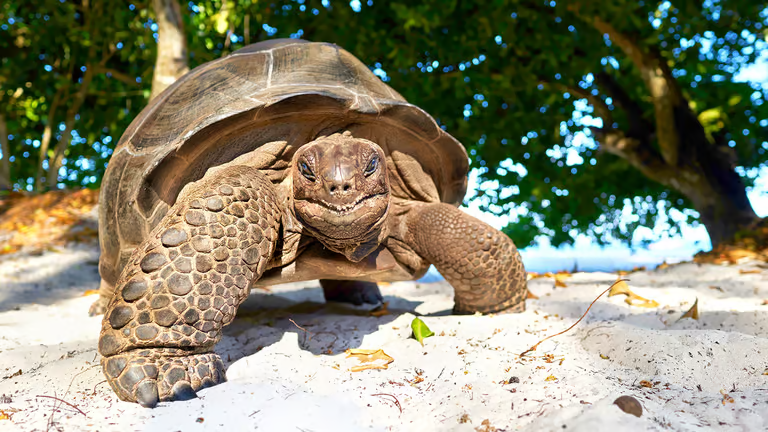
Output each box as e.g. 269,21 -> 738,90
47,66 -> 93,189
584,18 -> 760,247
150,0 -> 189,100
664,105 -> 759,246
597,104 -> 759,247
35,87 -> 64,191
0,114 -> 10,190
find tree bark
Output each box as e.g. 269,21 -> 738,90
0,114 -> 10,190
150,0 -> 189,100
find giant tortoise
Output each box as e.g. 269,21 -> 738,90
94,39 -> 527,407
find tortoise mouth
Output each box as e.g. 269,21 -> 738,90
303,192 -> 386,215
293,193 -> 390,240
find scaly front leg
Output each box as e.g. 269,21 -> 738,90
405,203 -> 527,314
98,166 -> 282,407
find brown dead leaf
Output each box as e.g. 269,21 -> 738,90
82,289 -> 99,297
545,375 -> 557,382
639,380 -> 654,388
720,390 -> 735,405
526,289 -> 539,300
0,411 -> 9,421
554,274 -> 568,288
656,262 -> 669,270
345,349 -> 394,372
475,419 -> 497,432
678,298 -> 699,321
0,189 -> 99,256
739,269 -> 762,274
369,301 -> 390,317
608,280 -> 660,308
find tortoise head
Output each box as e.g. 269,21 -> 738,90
291,131 -> 390,253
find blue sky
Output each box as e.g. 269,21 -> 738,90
461,52 -> 768,273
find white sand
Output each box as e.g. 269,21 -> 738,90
1,244 -> 767,431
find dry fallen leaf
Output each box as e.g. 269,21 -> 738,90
0,411 -> 9,421
544,375 -> 557,382
678,298 -> 700,321
739,269 -> 762,274
82,289 -> 99,297
656,262 -> 669,270
475,419 -> 497,432
639,380 -> 654,388
369,301 -> 390,317
345,349 -> 394,372
554,274 -> 568,288
600,354 -> 610,359
608,280 -> 660,308
720,390 -> 735,405
526,289 -> 539,300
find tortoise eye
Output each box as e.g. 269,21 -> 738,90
364,156 -> 378,176
299,161 -> 316,181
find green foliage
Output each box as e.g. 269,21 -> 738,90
259,0 -> 768,246
1,0 -> 767,247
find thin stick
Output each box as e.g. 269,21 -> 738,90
35,395 -> 86,416
289,318 -> 311,335
519,279 -> 628,357
371,393 -> 402,414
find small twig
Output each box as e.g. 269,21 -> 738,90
249,410 -> 261,417
520,279 -> 628,357
289,318 -> 314,339
92,380 -> 108,395
36,395 -> 86,417
371,393 -> 402,414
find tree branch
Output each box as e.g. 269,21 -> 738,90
587,15 -> 682,167
594,129 -> 675,186
93,66 -> 140,87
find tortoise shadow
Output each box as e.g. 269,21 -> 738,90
216,287 -> 423,364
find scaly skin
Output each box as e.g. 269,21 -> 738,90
405,203 -> 527,314
98,166 -> 281,407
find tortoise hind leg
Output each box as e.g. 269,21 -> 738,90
98,166 -> 282,407
89,280 -> 114,316
319,279 -> 382,306
404,203 -> 527,314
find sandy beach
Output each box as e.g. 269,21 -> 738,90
1,242 -> 767,431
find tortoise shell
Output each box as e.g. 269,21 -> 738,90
98,39 -> 469,287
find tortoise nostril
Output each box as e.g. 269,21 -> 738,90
343,184 -> 351,192
330,185 -> 337,193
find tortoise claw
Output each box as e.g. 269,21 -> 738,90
102,350 -> 226,407
135,380 -> 160,408
170,382 -> 198,401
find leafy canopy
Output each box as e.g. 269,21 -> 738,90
2,0 -> 767,248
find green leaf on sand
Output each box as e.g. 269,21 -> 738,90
411,317 -> 434,346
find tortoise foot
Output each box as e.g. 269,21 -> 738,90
320,279 -> 383,306
89,296 -> 109,316
102,349 -> 226,408
453,296 -> 526,315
